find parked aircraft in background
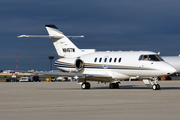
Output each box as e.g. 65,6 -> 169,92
18,25 -> 176,90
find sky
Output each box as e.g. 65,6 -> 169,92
0,0 -> 180,70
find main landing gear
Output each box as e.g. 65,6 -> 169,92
80,82 -> 120,89
109,83 -> 119,89
81,82 -> 91,89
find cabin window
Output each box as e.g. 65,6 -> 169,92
114,58 -> 117,62
119,58 -> 121,62
109,58 -> 112,63
99,58 -> 102,62
94,58 -> 97,62
104,58 -> 107,63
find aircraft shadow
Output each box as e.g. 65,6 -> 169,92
92,85 -> 180,90
160,87 -> 180,90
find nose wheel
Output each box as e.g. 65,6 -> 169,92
152,84 -> 160,90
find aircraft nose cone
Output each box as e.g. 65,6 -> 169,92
162,64 -> 177,75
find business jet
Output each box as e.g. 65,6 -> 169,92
18,25 -> 177,90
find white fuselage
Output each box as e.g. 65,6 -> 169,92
55,51 -> 176,81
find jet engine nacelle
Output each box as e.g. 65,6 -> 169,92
75,59 -> 84,71
55,58 -> 84,72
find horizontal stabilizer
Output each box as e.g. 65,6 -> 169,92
17,35 -> 84,39
67,35 -> 84,38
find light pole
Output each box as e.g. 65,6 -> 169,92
49,56 -> 54,71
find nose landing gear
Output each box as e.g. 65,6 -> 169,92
152,84 -> 160,90
143,77 -> 161,90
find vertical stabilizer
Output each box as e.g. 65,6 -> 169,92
45,25 -> 81,58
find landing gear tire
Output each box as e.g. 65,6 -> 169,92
109,83 -> 119,89
115,83 -> 119,89
81,82 -> 91,89
86,82 -> 91,89
152,84 -> 157,90
109,83 -> 114,89
152,84 -> 160,90
156,84 -> 160,90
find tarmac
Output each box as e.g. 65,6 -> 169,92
0,81 -> 180,120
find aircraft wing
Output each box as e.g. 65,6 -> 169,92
28,71 -> 113,82
18,35 -> 84,39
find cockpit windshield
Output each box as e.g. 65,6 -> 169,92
139,54 -> 164,61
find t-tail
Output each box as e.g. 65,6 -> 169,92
18,24 -> 96,58
45,25 -> 82,58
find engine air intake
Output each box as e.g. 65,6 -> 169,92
75,59 -> 84,71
